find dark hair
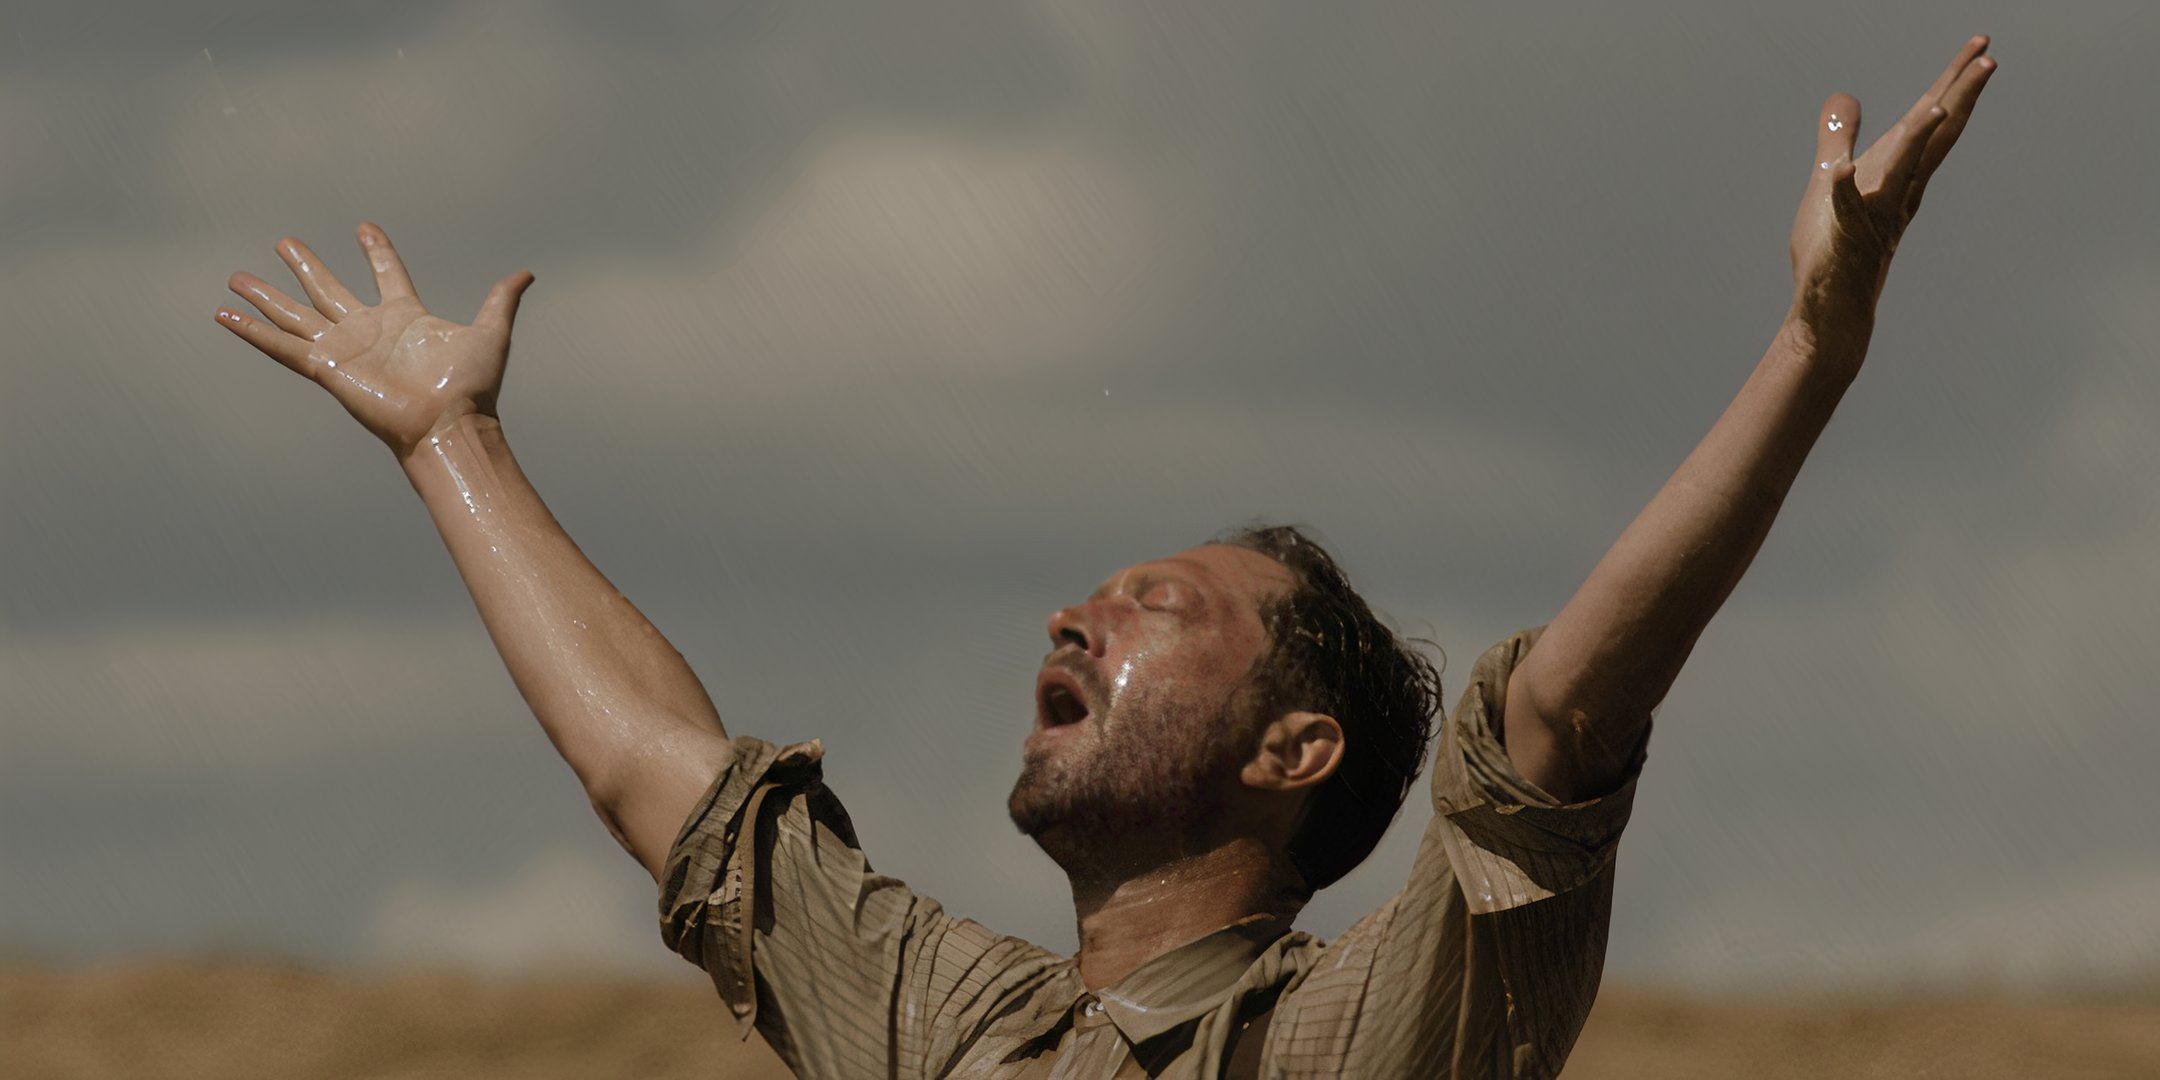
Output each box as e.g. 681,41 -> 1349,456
1213,523 -> 1446,894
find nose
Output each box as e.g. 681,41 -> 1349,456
1046,605 -> 1100,657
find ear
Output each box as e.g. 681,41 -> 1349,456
1241,710 -> 1344,793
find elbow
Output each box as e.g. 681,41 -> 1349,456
589,790 -> 637,855
587,725 -> 738,874
583,762 -> 639,841
1503,677 -> 1639,805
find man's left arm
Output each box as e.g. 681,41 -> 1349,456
1505,37 -> 1998,803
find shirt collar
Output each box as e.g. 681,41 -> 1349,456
1090,912 -> 1296,1045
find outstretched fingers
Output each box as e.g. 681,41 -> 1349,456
1915,35 -> 1991,113
1905,44 -> 1998,217
215,306 -> 318,378
473,270 -> 535,333
275,236 -> 363,322
228,271 -> 329,341
1879,106 -> 1949,211
357,221 -> 419,303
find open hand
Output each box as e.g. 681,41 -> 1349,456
1788,36 -> 1996,357
216,223 -> 534,460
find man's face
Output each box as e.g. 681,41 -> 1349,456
1008,543 -> 1297,853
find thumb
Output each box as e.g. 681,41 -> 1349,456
1813,92 -> 1861,176
474,270 -> 535,333
1827,161 -> 1868,235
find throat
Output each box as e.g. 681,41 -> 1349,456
1068,837 -> 1303,991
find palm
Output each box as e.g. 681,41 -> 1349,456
1787,37 -> 1995,339
308,296 -> 505,449
217,223 -> 532,459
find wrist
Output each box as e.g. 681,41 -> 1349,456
1775,309 -> 1871,381
399,402 -> 501,473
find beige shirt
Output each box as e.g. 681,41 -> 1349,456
660,625 -> 1649,1078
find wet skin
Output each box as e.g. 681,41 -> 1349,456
217,224 -> 532,462
1011,543 -> 1337,866
213,35 -> 1996,998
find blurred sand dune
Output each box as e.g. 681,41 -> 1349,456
6,959 -> 2158,1079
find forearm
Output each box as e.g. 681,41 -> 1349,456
1506,318 -> 1863,799
1495,35 -> 1998,803
399,407 -> 730,823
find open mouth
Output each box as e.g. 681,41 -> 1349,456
1035,668 -> 1094,732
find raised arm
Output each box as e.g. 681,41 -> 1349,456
215,223 -> 732,882
1503,37 -> 1998,803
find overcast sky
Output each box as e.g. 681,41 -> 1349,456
5,1 -> 2157,993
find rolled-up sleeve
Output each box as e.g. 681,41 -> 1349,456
657,735 -> 828,1023
657,735 -> 1060,1078
1431,624 -> 1650,915
1273,625 -> 1653,1079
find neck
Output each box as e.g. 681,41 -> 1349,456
1067,836 -> 1302,991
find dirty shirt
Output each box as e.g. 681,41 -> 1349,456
659,625 -> 1649,1078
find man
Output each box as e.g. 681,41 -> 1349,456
213,38 -> 1995,1078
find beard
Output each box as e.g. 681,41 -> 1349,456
1008,688 -> 1257,871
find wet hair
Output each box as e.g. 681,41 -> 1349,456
1212,523 -> 1446,894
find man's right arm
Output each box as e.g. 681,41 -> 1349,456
217,226 -> 1054,1075
399,406 -> 734,883
216,222 -> 731,884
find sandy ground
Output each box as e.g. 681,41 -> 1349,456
6,959 -> 2158,1078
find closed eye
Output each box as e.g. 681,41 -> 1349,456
1139,578 -> 1193,611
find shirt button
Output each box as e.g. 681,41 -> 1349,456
1082,999 -> 1104,1019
